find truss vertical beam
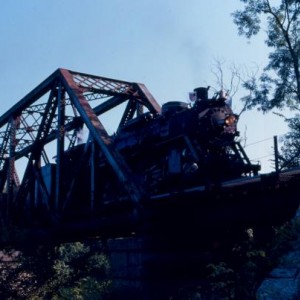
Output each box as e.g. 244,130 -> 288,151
55,84 -> 65,211
0,160 -> 8,193
7,116 -> 19,204
0,124 -> 10,171
90,139 -> 95,211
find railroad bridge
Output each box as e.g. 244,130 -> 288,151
1,69 -> 300,298
0,68 -> 299,245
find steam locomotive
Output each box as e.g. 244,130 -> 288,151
30,86 -> 298,239
0,66 -> 298,246
112,87 -> 258,191
59,87 -> 257,200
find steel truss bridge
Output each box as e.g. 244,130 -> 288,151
0,69 -> 162,238
0,69 -> 299,243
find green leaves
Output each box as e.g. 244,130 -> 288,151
232,10 -> 261,38
0,241 -> 112,299
232,0 -> 300,112
55,242 -> 90,263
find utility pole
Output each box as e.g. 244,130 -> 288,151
274,135 -> 279,173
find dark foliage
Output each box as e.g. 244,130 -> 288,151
232,0 -> 300,112
0,241 -> 112,300
232,0 -> 300,170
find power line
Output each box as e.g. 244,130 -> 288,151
244,137 -> 273,148
244,133 -> 287,148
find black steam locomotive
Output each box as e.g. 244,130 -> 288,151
30,86 -> 297,239
61,87 -> 258,201
113,87 -> 258,191
32,88 -> 268,236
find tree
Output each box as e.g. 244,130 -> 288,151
232,0 -> 300,112
232,0 -> 300,169
0,242 -> 112,299
275,113 -> 300,169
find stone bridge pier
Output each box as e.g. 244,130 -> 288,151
107,235 -> 211,299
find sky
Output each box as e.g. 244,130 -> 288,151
0,0 -> 289,173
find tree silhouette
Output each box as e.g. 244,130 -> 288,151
232,0 -> 300,112
233,0 -> 300,169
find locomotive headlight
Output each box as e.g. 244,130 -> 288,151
225,114 -> 237,126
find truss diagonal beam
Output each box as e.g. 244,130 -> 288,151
134,83 -> 161,114
0,70 -> 60,128
118,99 -> 138,129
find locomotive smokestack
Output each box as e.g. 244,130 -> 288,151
194,87 -> 209,101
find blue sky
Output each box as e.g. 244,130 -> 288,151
0,0 -> 288,173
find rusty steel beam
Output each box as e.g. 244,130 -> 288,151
134,83 -> 161,114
